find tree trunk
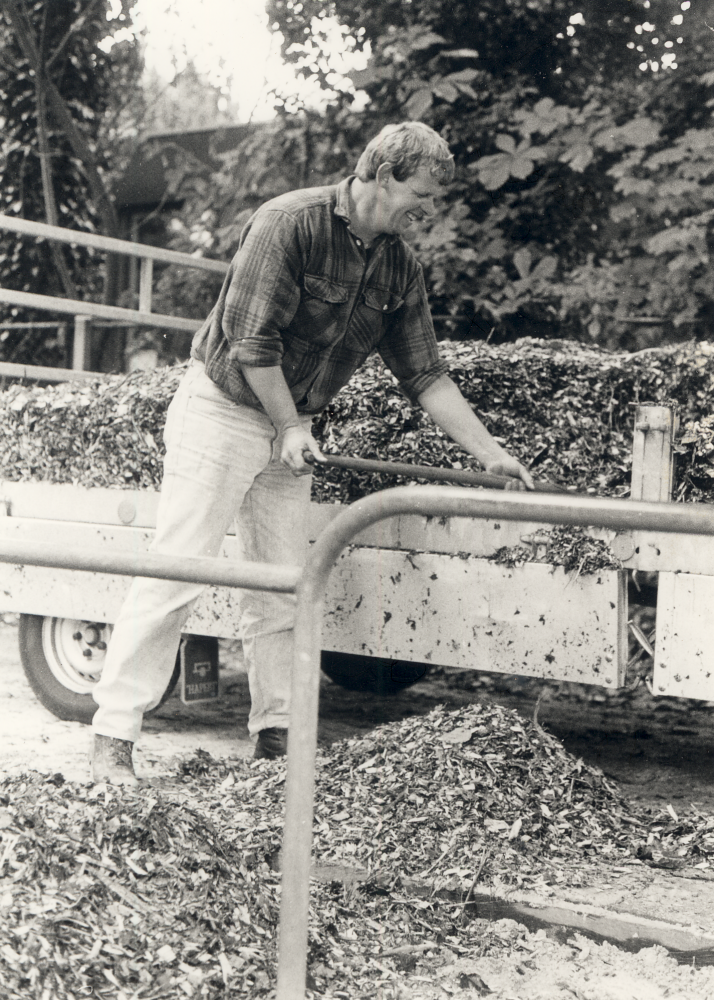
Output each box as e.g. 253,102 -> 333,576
34,3 -> 77,299
2,0 -> 126,371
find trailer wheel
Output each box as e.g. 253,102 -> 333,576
321,651 -> 429,695
18,615 -> 180,725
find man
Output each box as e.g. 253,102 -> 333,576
91,121 -> 533,787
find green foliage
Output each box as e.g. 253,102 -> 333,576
259,0 -> 714,349
140,61 -> 240,134
137,1 -> 714,351
464,86 -> 714,345
0,0 -> 142,364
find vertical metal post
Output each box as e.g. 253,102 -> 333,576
72,315 -> 91,371
139,257 -> 153,313
129,214 -> 140,303
273,485 -> 714,998
276,574 -> 325,1000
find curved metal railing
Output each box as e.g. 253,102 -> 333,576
4,485 -> 714,997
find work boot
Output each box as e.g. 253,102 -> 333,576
253,727 -> 288,760
92,734 -> 139,788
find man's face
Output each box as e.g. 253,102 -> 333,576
376,163 -> 443,236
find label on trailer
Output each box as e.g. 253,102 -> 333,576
180,636 -> 220,703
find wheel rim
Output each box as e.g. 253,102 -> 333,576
41,618 -> 113,695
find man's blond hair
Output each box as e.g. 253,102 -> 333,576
355,122 -> 455,184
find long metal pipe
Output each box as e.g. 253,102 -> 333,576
0,287 -> 200,334
0,213 -> 228,274
0,360 -> 101,383
276,484 -> 714,998
0,537 -> 300,593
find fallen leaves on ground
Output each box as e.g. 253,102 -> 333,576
3,701 -> 714,998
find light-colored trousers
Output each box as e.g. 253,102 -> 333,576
91,361 -> 312,744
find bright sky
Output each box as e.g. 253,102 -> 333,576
122,0 -> 689,124
131,0 -> 286,121
129,0 -> 362,122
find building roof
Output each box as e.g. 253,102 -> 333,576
114,123 -> 264,211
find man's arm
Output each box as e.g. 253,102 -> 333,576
417,374 -> 534,490
242,366 -> 324,476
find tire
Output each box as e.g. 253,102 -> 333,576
320,650 -> 430,695
18,615 -> 180,725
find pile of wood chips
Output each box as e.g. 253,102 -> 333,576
0,365 -> 183,489
6,338 -> 712,577
2,701 -> 713,999
2,339 -> 714,504
311,339 -> 714,506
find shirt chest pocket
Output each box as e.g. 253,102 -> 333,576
362,286 -> 404,315
297,273 -> 349,346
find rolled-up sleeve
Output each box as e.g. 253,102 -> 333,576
376,263 -> 449,403
221,209 -> 303,368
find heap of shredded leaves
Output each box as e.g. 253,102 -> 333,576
2,340 -> 714,503
489,524 -> 622,573
311,338 -> 714,505
3,703 -> 714,998
0,772 -> 282,999
310,702 -> 636,880
0,365 -> 184,489
1,339 -> 713,575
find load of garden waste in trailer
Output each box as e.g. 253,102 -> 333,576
1,338 -> 713,505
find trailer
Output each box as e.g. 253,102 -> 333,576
2,215 -> 714,722
0,399 -> 712,722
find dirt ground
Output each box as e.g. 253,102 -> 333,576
5,614 -> 714,998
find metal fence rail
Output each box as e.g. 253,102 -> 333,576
0,286 -> 201,333
0,214 -> 229,381
0,214 -> 228,274
0,538 -> 300,592
0,359 -> 102,383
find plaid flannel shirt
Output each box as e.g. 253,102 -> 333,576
191,176 -> 448,414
